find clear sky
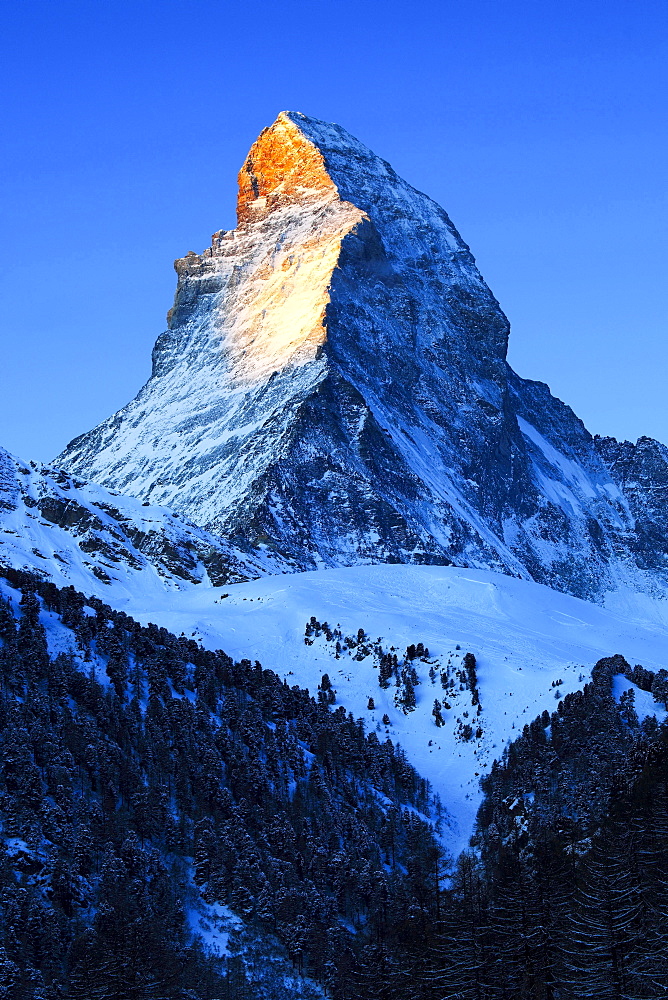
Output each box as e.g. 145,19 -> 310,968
1,0 -> 666,463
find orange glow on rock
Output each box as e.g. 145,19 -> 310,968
237,113 -> 339,225
172,113 -> 366,384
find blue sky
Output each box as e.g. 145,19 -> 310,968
1,0 -> 666,462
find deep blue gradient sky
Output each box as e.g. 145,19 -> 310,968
1,0 -> 666,462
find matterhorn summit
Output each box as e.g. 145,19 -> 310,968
57,112 -> 668,602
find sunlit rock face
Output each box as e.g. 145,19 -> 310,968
57,112 -> 668,600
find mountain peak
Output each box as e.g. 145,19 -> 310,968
236,112 -> 340,224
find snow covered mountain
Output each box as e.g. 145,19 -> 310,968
55,111 -> 668,604
3,107 -> 664,854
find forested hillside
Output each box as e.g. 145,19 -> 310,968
387,655 -> 668,999
1,564 -> 667,998
463,655 -> 668,998
0,566 -> 441,999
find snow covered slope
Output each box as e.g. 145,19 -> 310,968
56,112 -> 668,605
103,563 -> 668,854
0,446 -> 257,595
2,448 -> 665,851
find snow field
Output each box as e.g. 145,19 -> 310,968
108,563 -> 668,854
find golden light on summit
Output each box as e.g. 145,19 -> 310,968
177,113 -> 366,385
237,112 -> 339,224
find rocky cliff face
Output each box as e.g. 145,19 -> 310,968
594,435 -> 668,576
56,112 -> 668,602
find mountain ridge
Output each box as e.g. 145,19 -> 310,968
0,445 -> 272,593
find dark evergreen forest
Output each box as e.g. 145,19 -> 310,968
0,565 -> 666,999
0,566 -> 440,999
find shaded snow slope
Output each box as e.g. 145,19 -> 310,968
105,563 -> 668,854
0,446 -> 263,595
56,111 -> 668,604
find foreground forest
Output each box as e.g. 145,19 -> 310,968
0,566 -> 666,998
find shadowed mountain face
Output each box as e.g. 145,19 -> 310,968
56,112 -> 668,601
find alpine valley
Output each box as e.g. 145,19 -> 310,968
2,113 -> 668,1000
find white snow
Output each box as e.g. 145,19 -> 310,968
185,899 -> 241,958
612,674 -> 668,724
518,417 -> 600,501
97,563 -> 668,856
